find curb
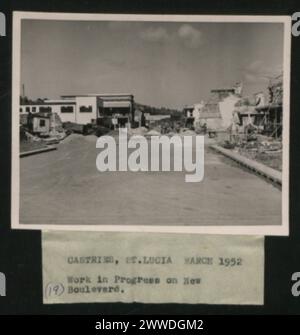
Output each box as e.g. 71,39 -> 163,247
20,145 -> 57,157
210,144 -> 282,185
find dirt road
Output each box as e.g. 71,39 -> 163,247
20,134 -> 281,226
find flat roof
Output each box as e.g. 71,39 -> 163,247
183,105 -> 194,110
45,99 -> 75,103
61,93 -> 133,99
29,113 -> 50,118
255,104 -> 282,111
211,88 -> 235,92
102,101 -> 132,108
21,100 -> 76,106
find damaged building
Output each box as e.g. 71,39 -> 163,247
183,84 -> 242,131
182,78 -> 283,139
254,75 -> 283,138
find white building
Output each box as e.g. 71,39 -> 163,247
20,93 -> 135,128
183,102 -> 205,128
183,87 -> 242,130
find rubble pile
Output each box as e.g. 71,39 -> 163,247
236,138 -> 282,171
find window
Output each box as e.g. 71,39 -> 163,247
61,106 -> 74,113
39,106 -> 52,113
79,105 -> 92,113
32,107 -> 36,113
26,107 -> 30,113
20,108 -> 23,113
39,119 -> 46,127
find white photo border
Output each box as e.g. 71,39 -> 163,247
12,12 -> 291,236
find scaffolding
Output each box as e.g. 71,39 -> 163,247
256,74 -> 283,139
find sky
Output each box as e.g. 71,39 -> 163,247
20,19 -> 284,109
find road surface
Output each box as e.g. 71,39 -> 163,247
20,134 -> 281,226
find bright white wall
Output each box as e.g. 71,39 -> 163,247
75,96 -> 97,124
219,95 -> 241,128
20,104 -> 77,123
193,102 -> 205,121
54,105 -> 76,123
33,117 -> 50,133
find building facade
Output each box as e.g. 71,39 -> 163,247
27,113 -> 51,135
20,93 -> 135,128
183,103 -> 205,128
183,92 -> 241,131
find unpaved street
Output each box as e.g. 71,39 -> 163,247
20,135 -> 281,226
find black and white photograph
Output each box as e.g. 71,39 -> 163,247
12,13 -> 290,235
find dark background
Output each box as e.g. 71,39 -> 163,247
0,0 -> 299,315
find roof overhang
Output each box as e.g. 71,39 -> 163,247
102,101 -> 132,108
